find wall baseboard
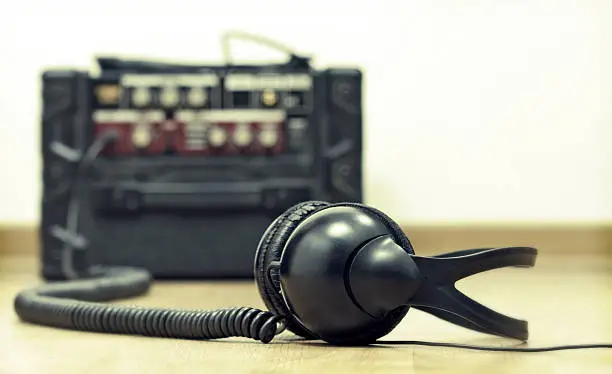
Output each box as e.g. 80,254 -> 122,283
404,224 -> 612,257
2,224 -> 611,258
0,226 -> 39,256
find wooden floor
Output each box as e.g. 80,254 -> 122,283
1,253 -> 611,373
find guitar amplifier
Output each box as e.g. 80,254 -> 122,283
40,35 -> 363,279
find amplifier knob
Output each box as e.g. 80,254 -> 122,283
187,87 -> 208,106
233,123 -> 253,147
262,89 -> 277,106
96,84 -> 121,105
132,122 -> 152,149
160,87 -> 180,107
132,87 -> 150,107
258,124 -> 279,148
208,124 -> 228,147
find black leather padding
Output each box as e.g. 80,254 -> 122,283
254,201 -> 416,344
254,201 -> 330,338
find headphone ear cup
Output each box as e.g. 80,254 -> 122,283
322,202 -> 415,344
336,202 -> 414,252
255,201 -> 415,344
254,200 -> 331,338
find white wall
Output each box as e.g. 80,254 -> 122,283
0,0 -> 611,224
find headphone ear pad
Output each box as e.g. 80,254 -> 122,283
254,201 -> 331,339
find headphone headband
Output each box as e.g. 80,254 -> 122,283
409,246 -> 537,341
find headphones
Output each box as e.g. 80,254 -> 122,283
15,200 -> 547,347
254,201 -> 537,344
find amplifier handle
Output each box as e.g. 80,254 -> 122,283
221,31 -> 310,68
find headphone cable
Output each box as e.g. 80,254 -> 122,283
57,130 -> 119,279
21,129 -> 283,343
378,340 -> 612,352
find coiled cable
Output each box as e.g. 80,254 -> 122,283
14,266 -> 285,343
16,128 -> 284,343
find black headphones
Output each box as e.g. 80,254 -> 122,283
253,201 -> 536,345
15,200 -> 547,348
